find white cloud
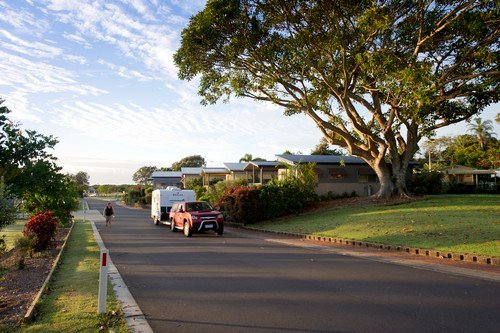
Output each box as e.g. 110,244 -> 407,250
0,29 -> 62,58
97,59 -> 155,81
0,2 -> 49,35
62,32 -> 93,49
0,50 -> 106,95
120,0 -> 156,21
45,0 -> 180,78
63,54 -> 87,64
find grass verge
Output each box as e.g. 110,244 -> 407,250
18,219 -> 128,333
252,194 -> 500,257
1,220 -> 26,252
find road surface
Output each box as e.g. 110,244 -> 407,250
87,199 -> 500,333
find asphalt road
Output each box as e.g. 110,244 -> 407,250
87,199 -> 500,333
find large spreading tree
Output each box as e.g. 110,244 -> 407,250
174,0 -> 499,198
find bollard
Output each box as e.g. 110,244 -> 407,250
98,249 -> 109,314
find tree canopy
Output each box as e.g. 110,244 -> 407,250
0,100 -> 78,223
311,138 -> 344,155
175,0 -> 499,198
171,155 -> 206,171
1,100 -> 57,182
132,166 -> 157,185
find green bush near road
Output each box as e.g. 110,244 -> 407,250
252,195 -> 500,257
18,220 -> 127,333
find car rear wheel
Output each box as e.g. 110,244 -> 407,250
183,221 -> 192,237
216,225 -> 224,236
170,218 -> 176,232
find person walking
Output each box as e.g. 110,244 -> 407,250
103,202 -> 115,227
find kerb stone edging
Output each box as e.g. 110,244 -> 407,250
23,218 -> 77,322
227,223 -> 499,267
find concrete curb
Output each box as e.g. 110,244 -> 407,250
88,212 -> 154,333
23,219 -> 77,322
227,223 -> 499,267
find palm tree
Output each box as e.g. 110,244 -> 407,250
239,153 -> 266,162
466,117 -> 495,150
239,153 -> 253,162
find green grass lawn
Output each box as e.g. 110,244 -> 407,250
1,220 -> 26,252
252,194 -> 500,257
18,219 -> 127,333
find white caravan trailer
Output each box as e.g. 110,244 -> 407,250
151,187 -> 196,225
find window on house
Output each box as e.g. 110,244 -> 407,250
329,168 -> 346,179
358,169 -> 378,183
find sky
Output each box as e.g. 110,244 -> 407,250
1,0 -> 498,185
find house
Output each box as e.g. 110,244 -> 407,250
243,161 -> 281,184
201,167 -> 230,186
276,154 -> 380,196
223,162 -> 251,182
150,171 -> 182,189
181,167 -> 203,187
443,165 -> 497,190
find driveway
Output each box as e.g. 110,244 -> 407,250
87,199 -> 500,333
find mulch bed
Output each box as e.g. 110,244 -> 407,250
0,224 -> 71,328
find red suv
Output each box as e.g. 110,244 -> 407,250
169,201 -> 224,237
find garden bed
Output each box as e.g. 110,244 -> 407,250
0,224 -> 71,328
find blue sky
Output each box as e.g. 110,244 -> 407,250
1,1 -> 498,184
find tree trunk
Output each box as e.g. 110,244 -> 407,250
370,159 -> 412,198
393,166 -> 411,198
370,160 -> 395,199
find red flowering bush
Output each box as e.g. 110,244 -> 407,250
23,211 -> 58,251
219,186 -> 263,225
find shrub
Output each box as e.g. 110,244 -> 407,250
15,234 -> 35,258
23,211 -> 58,252
409,171 -> 443,195
184,176 -> 206,199
123,188 -> 143,205
205,179 -> 248,205
21,172 -> 79,226
219,186 -> 263,224
218,164 -> 319,224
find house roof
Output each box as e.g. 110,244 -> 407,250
223,162 -> 248,172
181,167 -> 203,175
276,154 -> 366,165
150,171 -> 182,178
201,167 -> 230,175
444,165 -> 496,175
243,160 -> 281,171
249,161 -> 280,167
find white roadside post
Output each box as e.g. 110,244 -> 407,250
98,248 -> 109,313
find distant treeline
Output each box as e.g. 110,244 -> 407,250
92,184 -> 136,194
